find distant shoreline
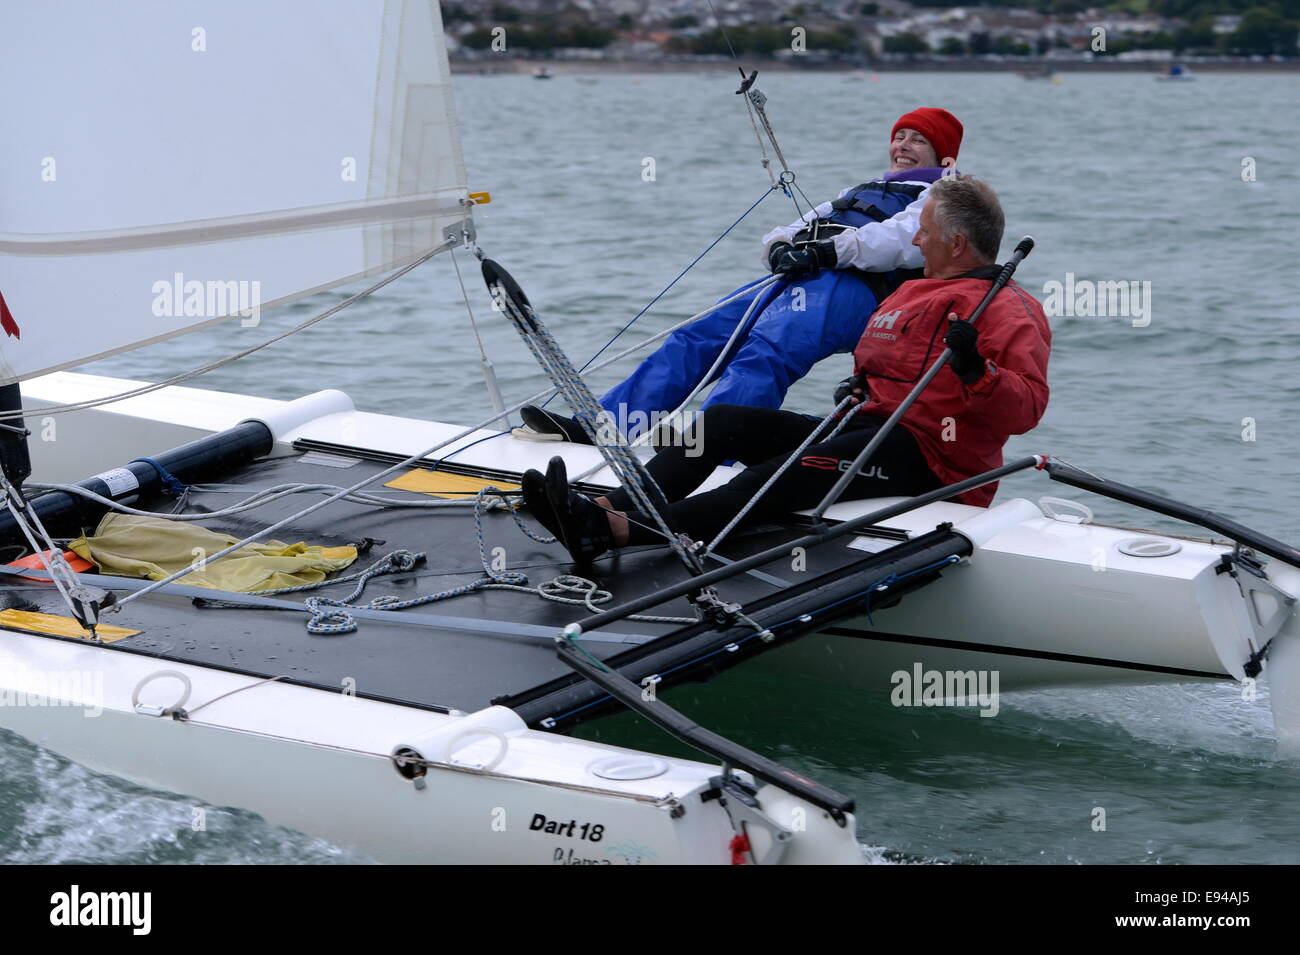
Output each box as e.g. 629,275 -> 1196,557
451,57 -> 1300,75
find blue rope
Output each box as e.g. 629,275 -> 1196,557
129,457 -> 190,497
541,184 -> 781,409
392,428 -> 511,486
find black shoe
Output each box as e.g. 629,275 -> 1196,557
520,468 -> 562,541
520,405 -> 594,445
543,456 -> 613,565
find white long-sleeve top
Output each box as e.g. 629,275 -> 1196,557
760,181 -> 931,272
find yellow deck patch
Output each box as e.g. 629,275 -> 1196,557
0,609 -> 141,643
384,469 -> 520,500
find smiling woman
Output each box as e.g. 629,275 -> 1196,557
888,106 -> 964,171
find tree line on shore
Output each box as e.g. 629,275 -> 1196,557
442,1 -> 1299,59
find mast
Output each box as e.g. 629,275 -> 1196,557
0,383 -> 30,492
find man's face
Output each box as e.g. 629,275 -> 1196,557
889,128 -> 940,173
912,200 -> 950,278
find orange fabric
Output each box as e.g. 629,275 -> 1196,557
7,549 -> 93,579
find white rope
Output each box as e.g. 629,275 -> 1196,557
234,489 -> 692,631
106,395 -> 553,610
449,246 -> 489,363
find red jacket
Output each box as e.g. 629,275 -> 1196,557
851,269 -> 1051,506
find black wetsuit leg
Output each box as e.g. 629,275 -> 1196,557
605,403 -> 942,545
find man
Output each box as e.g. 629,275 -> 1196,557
522,176 -> 1052,564
519,107 -> 965,445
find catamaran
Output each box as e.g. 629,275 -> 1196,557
1,1 -> 1296,866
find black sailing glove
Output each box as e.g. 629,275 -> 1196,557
768,242 -> 795,273
771,239 -> 837,277
833,373 -> 869,407
943,316 -> 987,386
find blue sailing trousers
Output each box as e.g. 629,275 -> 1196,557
599,270 -> 880,440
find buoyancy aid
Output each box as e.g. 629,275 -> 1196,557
826,180 -> 929,228
794,180 -> 928,244
795,180 -> 930,302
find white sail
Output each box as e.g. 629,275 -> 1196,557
0,0 -> 470,384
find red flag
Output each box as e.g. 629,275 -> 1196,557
0,290 -> 19,340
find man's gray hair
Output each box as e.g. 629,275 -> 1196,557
929,175 -> 1004,262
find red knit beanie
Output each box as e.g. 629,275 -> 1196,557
891,107 -> 963,165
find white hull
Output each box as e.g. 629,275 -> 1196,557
6,371 -> 1299,860
0,623 -> 860,864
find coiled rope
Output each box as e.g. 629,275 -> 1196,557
244,486 -> 690,634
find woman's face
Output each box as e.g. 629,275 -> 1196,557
890,128 -> 940,172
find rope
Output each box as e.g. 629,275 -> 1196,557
0,474 -> 87,627
540,185 -> 781,413
570,274 -> 780,486
266,488 -> 691,634
742,92 -> 777,187
181,675 -> 287,719
449,245 -> 489,363
451,245 -> 508,417
252,549 -> 427,599
543,555 -> 962,730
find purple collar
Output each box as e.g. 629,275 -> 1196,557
878,166 -> 952,184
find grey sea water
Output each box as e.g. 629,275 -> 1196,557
8,71 -> 1300,864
